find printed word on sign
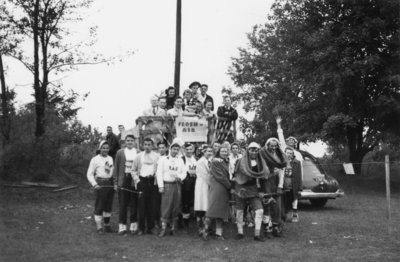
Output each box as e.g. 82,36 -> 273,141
175,117 -> 208,142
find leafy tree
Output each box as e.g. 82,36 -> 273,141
229,0 -> 400,173
3,0 -> 130,138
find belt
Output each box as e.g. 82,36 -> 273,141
96,177 -> 112,181
163,181 -> 178,184
139,176 -> 155,181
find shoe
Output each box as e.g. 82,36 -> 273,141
215,235 -> 225,240
158,229 -> 166,237
254,235 -> 265,242
147,228 -> 157,235
201,232 -> 209,241
264,231 -> 272,239
272,226 -> 283,237
292,213 -> 299,223
118,230 -> 127,236
170,229 -> 175,236
137,230 -> 144,236
235,234 -> 244,240
129,230 -> 138,235
247,222 -> 254,228
104,225 -> 114,233
97,228 -> 104,234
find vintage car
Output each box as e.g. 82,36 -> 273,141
298,150 -> 345,207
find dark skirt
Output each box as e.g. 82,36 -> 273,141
206,176 -> 230,219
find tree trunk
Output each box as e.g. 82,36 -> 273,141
346,123 -> 370,175
33,0 -> 45,138
0,53 -> 10,144
174,0 -> 182,95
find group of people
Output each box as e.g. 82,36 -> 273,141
87,108 -> 303,242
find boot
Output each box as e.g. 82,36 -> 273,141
158,222 -> 167,237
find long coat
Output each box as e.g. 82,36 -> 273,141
288,159 -> 302,197
194,157 -> 211,212
206,158 -> 231,219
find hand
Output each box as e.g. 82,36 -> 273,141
159,187 -> 164,194
277,187 -> 283,195
94,184 -> 101,190
230,189 -> 235,194
113,185 -> 118,191
276,116 -> 282,125
258,192 -> 264,198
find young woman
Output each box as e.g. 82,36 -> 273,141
165,86 -> 176,110
202,147 -> 231,240
87,141 -> 115,234
112,134 -> 138,235
194,146 -> 213,236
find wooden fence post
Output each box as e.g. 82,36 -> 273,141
385,155 -> 391,234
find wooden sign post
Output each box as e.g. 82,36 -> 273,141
385,155 -> 391,234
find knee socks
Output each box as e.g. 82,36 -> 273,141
236,209 -> 244,234
254,209 -> 263,237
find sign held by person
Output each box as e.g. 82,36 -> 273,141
176,117 -> 208,142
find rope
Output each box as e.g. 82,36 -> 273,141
97,185 -> 142,195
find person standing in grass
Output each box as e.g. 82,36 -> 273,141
233,142 -> 269,242
132,138 -> 160,235
112,135 -> 138,235
194,145 -> 213,236
202,147 -> 231,240
180,142 -> 197,230
283,147 -> 302,223
156,142 -> 187,237
87,141 -> 115,234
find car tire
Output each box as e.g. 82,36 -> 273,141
309,198 -> 328,208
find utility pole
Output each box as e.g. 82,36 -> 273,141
174,0 -> 182,95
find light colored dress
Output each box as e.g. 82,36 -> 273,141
194,156 -> 211,212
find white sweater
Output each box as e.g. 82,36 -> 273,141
87,155 -> 114,187
156,155 -> 187,188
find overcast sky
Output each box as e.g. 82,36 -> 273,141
6,0 -> 326,156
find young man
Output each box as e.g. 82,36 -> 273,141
283,147 -> 302,222
189,81 -> 204,103
158,96 -> 168,113
276,116 -> 303,161
87,141 -> 115,234
117,125 -> 125,148
131,138 -> 160,235
157,141 -> 168,156
201,84 -> 214,111
112,135 -> 138,235
216,96 -> 238,143
229,143 -> 242,179
180,143 -> 197,229
156,143 -> 187,237
167,96 -> 184,118
233,142 -> 269,242
260,138 -> 288,237
106,126 -> 120,160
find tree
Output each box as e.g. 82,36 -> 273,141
229,0 -> 400,173
5,0 -> 124,138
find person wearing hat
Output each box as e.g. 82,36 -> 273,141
87,141 -> 115,234
112,135 -> 139,235
276,116 -> 303,161
232,142 -> 269,241
201,146 -> 231,240
180,142 -> 197,230
156,142 -> 187,237
131,138 -> 160,235
194,145 -> 213,236
260,137 -> 289,237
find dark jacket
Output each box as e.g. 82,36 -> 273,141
217,106 -> 238,121
288,159 -> 302,197
106,133 -> 120,159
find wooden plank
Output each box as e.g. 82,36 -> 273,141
53,185 -> 78,192
0,184 -> 32,188
21,181 -> 60,188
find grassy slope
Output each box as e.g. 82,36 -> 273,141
1,173 -> 399,262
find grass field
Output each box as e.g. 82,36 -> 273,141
1,173 -> 399,262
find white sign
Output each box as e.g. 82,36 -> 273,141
343,163 -> 355,175
175,117 -> 208,142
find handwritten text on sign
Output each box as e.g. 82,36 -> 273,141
175,117 -> 208,142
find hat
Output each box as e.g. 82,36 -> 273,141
265,137 -> 280,147
248,142 -> 261,149
286,136 -> 298,145
98,140 -> 108,150
184,142 -> 193,148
